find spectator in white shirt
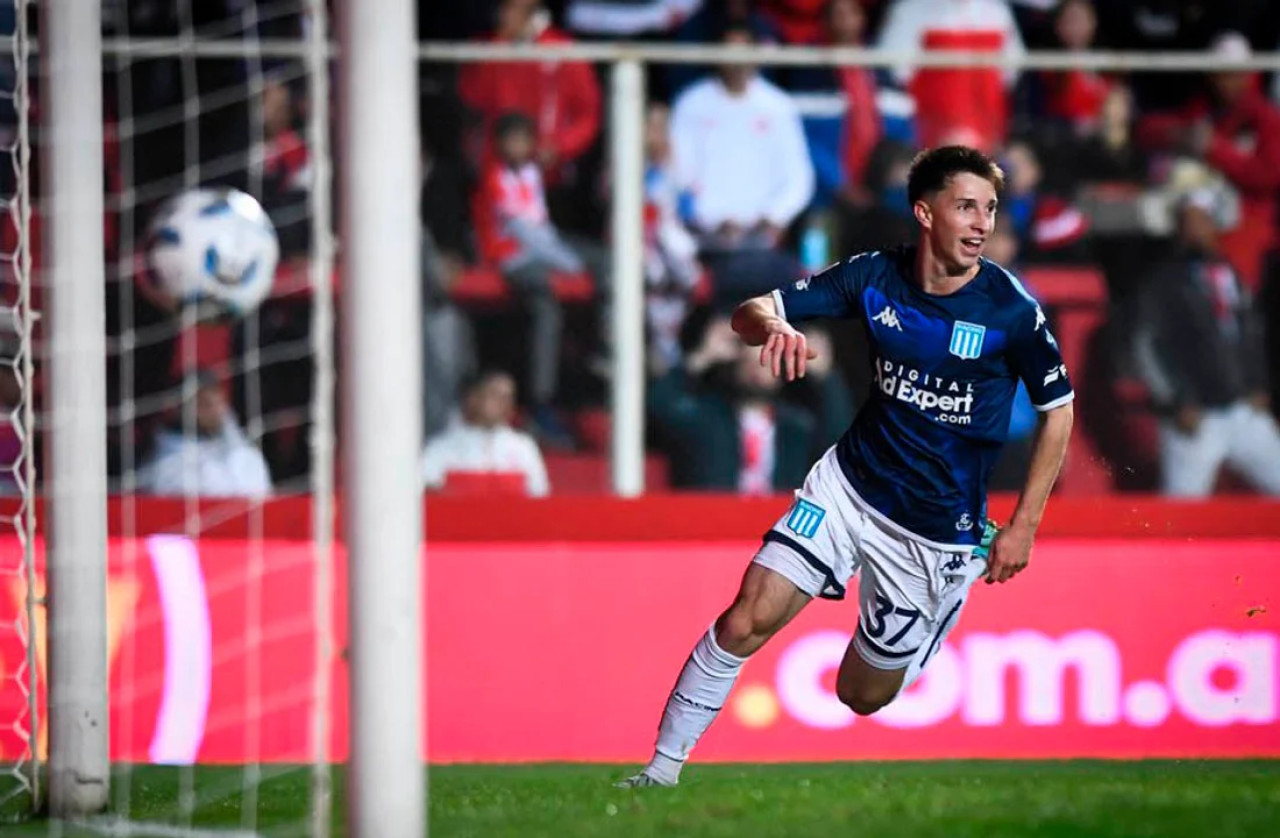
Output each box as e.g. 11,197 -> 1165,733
421,370 -> 551,497
670,23 -> 814,309
140,371 -> 273,498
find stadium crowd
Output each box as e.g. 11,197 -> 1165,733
418,0 -> 1280,498
7,0 -> 1280,499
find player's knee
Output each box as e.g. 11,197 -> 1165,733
717,598 -> 783,651
835,681 -> 894,717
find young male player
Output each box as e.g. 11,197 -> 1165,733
619,146 -> 1074,787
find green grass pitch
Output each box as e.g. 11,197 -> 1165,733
2,761 -> 1278,836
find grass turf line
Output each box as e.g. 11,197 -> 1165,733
1,760 -> 1277,837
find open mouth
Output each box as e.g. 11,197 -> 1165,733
960,237 -> 984,254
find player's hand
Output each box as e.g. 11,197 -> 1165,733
759,320 -> 817,382
984,524 -> 1033,585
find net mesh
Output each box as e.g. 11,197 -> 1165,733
106,2 -> 331,834
0,0 -> 37,822
0,0 -> 35,823
3,1 -> 334,834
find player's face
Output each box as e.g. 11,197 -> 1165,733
917,172 -> 998,275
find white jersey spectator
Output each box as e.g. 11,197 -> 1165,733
877,0 -> 1024,87
140,372 -> 272,498
421,370 -> 551,497
876,0 -> 1024,150
670,64 -> 814,234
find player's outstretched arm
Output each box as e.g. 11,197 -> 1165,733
986,402 -> 1074,584
731,294 -> 818,382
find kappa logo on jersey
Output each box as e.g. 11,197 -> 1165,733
942,555 -> 967,572
1034,305 -> 1046,331
785,499 -> 826,539
872,305 -> 903,331
794,277 -> 810,291
949,321 -> 986,359
1043,363 -> 1068,386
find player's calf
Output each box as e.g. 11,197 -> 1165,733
619,565 -> 810,788
835,640 -> 907,716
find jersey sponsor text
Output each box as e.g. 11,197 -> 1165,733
876,358 -> 975,425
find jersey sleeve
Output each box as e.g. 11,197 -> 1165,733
772,253 -> 872,323
1008,302 -> 1074,411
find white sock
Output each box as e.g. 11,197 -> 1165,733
644,624 -> 747,783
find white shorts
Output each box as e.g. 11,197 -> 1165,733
753,447 -> 988,673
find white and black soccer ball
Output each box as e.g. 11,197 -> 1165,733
147,188 -> 280,321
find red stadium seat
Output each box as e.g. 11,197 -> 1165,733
439,471 -> 528,496
450,268 -> 595,306
543,452 -> 670,494
572,408 -> 611,453
1023,266 -> 1111,495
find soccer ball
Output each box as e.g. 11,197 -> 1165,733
146,187 -> 280,321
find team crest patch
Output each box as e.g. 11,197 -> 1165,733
949,321 -> 986,359
785,499 -> 826,539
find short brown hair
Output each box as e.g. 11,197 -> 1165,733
907,146 -> 1005,206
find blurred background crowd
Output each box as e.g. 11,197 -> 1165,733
8,0 -> 1280,501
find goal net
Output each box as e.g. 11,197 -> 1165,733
0,0 -> 37,823
2,2 -> 339,834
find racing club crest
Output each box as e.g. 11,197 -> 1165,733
949,321 -> 986,359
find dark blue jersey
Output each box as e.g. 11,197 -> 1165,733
773,246 -> 1073,547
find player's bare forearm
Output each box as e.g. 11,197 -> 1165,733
1009,403 -> 1074,535
985,403 -> 1072,584
731,293 -> 817,381
730,294 -> 782,346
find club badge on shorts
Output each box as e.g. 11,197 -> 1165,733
785,499 -> 825,539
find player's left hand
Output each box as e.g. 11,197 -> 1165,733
984,524 -> 1033,584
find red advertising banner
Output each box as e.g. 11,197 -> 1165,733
1,536 -> 1278,764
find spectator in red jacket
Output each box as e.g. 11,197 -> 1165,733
784,0 -> 881,207
1041,0 -> 1113,136
259,73 -> 311,257
1136,32 -> 1280,291
829,0 -> 880,203
458,0 -> 602,188
472,112 -> 609,448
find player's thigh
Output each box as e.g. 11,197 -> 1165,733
1158,417 -> 1226,498
752,447 -> 861,602
1224,404 -> 1280,495
836,521 -> 950,710
716,562 -> 813,656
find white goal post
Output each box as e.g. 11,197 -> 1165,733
337,0 -> 425,836
43,0 -> 110,818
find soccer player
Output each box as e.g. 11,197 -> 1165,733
618,146 -> 1074,787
